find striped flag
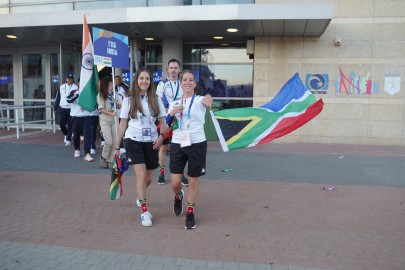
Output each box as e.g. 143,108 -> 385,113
110,155 -> 128,201
211,73 -> 324,152
78,15 -> 99,111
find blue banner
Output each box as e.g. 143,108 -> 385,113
93,27 -> 129,69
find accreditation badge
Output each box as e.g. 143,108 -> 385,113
142,128 -> 152,142
180,130 -> 191,148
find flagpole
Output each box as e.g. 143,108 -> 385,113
111,67 -> 119,152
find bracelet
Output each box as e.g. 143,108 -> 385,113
159,133 -> 165,138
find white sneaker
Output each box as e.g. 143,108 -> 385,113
65,141 -> 71,146
119,148 -> 126,154
64,136 -> 67,143
101,141 -> 105,146
84,154 -> 94,162
74,150 -> 80,158
90,149 -> 96,155
136,198 -> 141,208
141,211 -> 153,227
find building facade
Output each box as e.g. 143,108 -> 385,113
0,0 -> 404,145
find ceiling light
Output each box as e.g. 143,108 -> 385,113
213,36 -> 223,40
6,35 -> 17,39
227,28 -> 238,33
144,37 -> 154,41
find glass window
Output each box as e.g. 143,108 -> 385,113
145,44 -> 162,63
202,47 -> 252,64
60,43 -> 81,85
22,53 -> 45,99
184,64 -> 253,98
0,55 -> 14,99
202,0 -> 253,4
183,44 -> 202,63
50,53 -> 59,99
146,65 -> 163,84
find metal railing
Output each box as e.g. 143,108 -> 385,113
0,104 -> 56,139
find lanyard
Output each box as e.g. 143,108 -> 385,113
169,80 -> 180,100
179,95 -> 195,130
108,92 -> 115,110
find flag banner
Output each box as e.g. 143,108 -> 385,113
93,27 -> 129,69
110,155 -> 128,201
211,73 -> 324,152
78,15 -> 99,111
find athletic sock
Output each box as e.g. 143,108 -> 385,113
175,191 -> 183,201
159,166 -> 165,176
186,202 -> 195,214
139,199 -> 148,213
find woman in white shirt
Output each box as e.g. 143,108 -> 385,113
166,70 -> 213,229
115,67 -> 167,227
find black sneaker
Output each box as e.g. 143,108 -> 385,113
185,212 -> 196,229
157,174 -> 166,185
181,176 -> 189,187
173,190 -> 184,216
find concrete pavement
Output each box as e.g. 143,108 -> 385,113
0,129 -> 404,270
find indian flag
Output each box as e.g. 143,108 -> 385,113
78,15 -> 99,111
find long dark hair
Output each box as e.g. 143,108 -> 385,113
128,67 -> 161,118
99,75 -> 112,101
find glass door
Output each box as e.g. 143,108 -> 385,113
22,53 -> 46,123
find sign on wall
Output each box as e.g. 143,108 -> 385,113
384,74 -> 401,96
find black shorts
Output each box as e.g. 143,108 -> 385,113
170,141 -> 207,178
124,138 -> 159,170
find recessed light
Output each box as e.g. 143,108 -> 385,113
145,37 -> 154,41
220,43 -> 229,46
227,28 -> 238,33
6,35 -> 17,39
213,36 -> 223,40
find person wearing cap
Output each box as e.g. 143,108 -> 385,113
54,74 -> 77,146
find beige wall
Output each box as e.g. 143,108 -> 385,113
253,0 -> 405,145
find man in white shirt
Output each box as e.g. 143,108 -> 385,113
53,74 -> 77,146
156,59 -> 188,186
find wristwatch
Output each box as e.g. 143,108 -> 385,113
159,133 -> 165,138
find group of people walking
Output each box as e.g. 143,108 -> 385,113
54,74 -> 127,165
54,59 -> 213,230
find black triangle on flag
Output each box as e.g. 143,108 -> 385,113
217,119 -> 251,142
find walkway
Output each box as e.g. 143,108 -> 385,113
0,129 -> 404,270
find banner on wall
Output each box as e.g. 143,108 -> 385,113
93,27 -> 129,69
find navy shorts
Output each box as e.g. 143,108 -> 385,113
170,141 -> 207,178
124,138 -> 159,170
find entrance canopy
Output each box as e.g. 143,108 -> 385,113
0,3 -> 333,48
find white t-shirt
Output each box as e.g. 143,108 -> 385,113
156,79 -> 183,103
169,95 -> 207,144
59,83 -> 77,109
120,95 -> 166,142
115,88 -> 125,118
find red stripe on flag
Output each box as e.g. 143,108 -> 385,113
258,99 -> 324,145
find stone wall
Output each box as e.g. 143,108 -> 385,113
253,0 -> 405,145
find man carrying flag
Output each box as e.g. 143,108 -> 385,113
67,15 -> 99,162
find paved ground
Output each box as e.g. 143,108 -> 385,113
0,129 -> 404,270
